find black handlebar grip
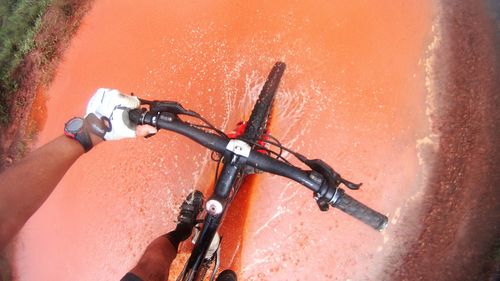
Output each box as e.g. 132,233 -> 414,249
332,193 -> 388,231
128,108 -> 143,124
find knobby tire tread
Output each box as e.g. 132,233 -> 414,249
243,62 -> 286,142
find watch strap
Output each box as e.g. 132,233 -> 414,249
64,117 -> 94,152
74,128 -> 93,152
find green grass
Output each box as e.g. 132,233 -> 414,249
0,0 -> 51,125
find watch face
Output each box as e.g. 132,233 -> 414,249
66,117 -> 84,133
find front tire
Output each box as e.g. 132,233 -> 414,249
242,62 -> 286,142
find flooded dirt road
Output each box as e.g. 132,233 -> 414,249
10,0 -> 499,280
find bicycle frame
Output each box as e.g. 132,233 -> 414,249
179,145 -> 251,280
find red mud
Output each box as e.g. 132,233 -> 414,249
9,0 -> 500,280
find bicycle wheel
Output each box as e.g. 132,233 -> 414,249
242,62 -> 286,142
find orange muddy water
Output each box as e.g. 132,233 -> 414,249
11,0 -> 459,280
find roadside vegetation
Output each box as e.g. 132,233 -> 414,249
0,0 -> 91,166
0,0 -> 51,125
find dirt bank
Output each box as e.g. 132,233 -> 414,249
0,0 -> 93,171
389,0 -> 500,280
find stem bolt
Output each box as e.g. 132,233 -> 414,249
206,199 -> 223,215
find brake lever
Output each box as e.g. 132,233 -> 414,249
150,101 -> 192,115
303,159 -> 362,190
135,96 -> 195,116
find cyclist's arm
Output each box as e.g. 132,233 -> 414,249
0,135 -> 90,249
0,125 -> 155,251
0,89 -> 156,250
0,134 -> 100,249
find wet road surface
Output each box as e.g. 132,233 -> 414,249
11,0 -> 499,280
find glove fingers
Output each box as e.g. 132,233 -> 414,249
86,88 -> 140,117
86,88 -> 140,141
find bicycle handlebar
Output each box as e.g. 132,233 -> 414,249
129,109 -> 388,231
333,192 -> 388,230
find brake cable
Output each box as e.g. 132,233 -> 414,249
137,97 -> 361,211
256,134 -> 363,210
137,98 -> 228,138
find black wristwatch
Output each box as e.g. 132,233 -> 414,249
64,117 -> 93,152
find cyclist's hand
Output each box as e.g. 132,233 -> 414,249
85,88 -> 156,140
136,125 -> 158,137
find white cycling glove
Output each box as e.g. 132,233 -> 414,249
85,88 -> 141,140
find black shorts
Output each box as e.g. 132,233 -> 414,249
120,272 -> 143,281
